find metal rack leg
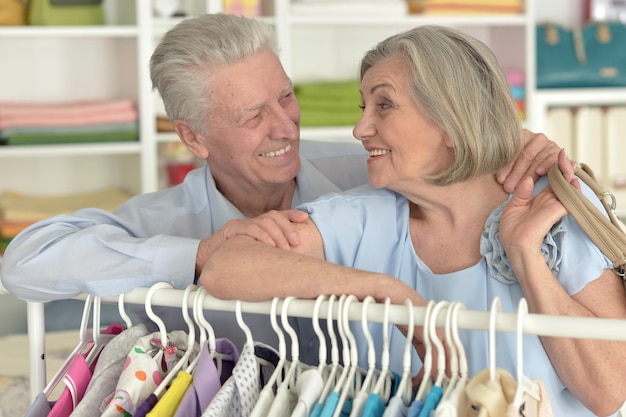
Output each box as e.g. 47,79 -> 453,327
27,301 -> 46,401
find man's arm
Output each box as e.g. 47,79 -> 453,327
1,201 -> 198,302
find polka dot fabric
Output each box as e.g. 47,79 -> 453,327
201,343 -> 267,417
99,330 -> 192,417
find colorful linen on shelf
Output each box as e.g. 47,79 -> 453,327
420,0 -> 523,14
0,99 -> 139,145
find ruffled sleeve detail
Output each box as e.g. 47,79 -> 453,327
480,197 -> 566,285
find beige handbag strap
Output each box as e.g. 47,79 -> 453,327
548,164 -> 626,277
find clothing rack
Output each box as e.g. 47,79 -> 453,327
26,286 -> 626,402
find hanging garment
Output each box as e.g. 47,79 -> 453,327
134,394 -> 159,417
434,378 -> 469,417
146,370 -> 193,417
200,342 -> 277,417
290,368 -> 324,417
47,323 -> 125,417
48,356 -> 92,417
464,368 -> 517,417
173,339 -> 240,417
381,396 -> 409,417
506,379 -> 554,417
99,330 -> 194,417
70,324 -> 149,417
23,393 -> 51,417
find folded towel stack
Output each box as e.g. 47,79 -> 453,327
0,188 -> 134,251
0,99 -> 139,145
420,0 -> 523,14
295,80 -> 362,127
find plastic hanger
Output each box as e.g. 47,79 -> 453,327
118,292 -> 133,329
235,299 -> 254,347
357,296 -> 377,395
441,302 -> 459,399
489,297 -> 502,383
145,282 -> 174,349
250,297 -> 285,417
43,294 -> 95,397
451,302 -> 468,384
316,294 -> 341,408
186,286 -> 210,374
85,295 -> 114,366
329,295 -> 350,397
263,297 -> 287,391
392,298 -> 417,406
429,301 -> 449,389
347,296 -> 378,417
333,295 -> 360,417
153,284 -> 197,399
313,294 -> 329,374
371,297 -> 393,402
511,298 -> 541,415
414,300 -> 436,403
280,296 -> 301,389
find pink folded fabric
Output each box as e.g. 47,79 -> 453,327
0,100 -> 138,130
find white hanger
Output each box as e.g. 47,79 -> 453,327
250,297 -> 285,417
186,286 -> 210,374
280,296 -> 301,389
429,301 -> 449,389
145,282 -> 174,349
489,297 -> 502,383
393,298 -> 417,406
236,298 -> 254,347
442,302 -> 469,399
333,295 -> 360,417
153,284 -> 197,399
263,297 -> 287,392
330,295 -> 350,399
452,303 -> 468,382
118,292 -> 133,328
313,294 -> 329,374
371,297 -> 393,402
317,294 -> 341,407
43,294 -> 95,397
442,302 -> 459,399
85,296 -> 109,365
414,300 -> 436,403
356,296 -> 377,395
511,298 -> 541,414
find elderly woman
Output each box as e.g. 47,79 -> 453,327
201,25 -> 626,416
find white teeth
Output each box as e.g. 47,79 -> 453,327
261,144 -> 291,157
369,149 -> 390,157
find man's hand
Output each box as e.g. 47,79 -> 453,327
221,209 -> 309,249
497,130 -> 572,193
195,209 -> 309,277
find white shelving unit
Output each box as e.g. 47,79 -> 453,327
0,0 -> 155,195
1,0 -> 624,198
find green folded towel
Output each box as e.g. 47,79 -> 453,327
295,80 -> 362,127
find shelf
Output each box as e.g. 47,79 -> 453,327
156,132 -> 179,143
0,142 -> 142,158
288,13 -> 529,26
300,126 -> 355,142
534,88 -> 626,107
0,26 -> 139,38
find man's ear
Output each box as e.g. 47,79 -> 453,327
173,120 -> 210,159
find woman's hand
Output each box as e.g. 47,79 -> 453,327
499,149 -> 576,254
496,130 -> 574,193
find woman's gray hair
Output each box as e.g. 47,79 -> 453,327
359,25 -> 522,186
150,13 -> 278,134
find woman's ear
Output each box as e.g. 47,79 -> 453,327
173,120 -> 210,159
